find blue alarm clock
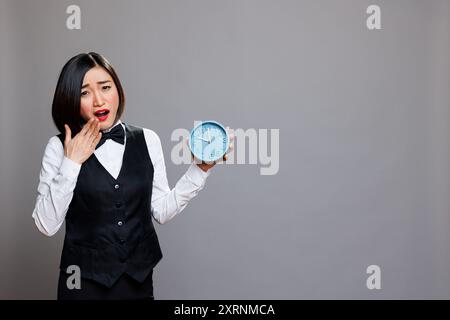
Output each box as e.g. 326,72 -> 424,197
189,121 -> 229,163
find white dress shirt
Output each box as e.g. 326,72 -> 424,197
32,120 -> 211,237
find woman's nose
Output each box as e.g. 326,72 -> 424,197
93,91 -> 104,107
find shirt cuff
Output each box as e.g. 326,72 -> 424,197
185,163 -> 211,188
59,156 -> 82,180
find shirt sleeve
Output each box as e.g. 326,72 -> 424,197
31,136 -> 81,236
143,128 -> 211,224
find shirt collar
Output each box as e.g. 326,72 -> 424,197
101,119 -> 124,133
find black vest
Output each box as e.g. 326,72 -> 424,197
57,123 -> 163,288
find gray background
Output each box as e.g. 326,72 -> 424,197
0,0 -> 449,299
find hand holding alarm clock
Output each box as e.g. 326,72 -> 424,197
188,121 -> 234,172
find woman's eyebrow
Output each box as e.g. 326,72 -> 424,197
81,80 -> 112,89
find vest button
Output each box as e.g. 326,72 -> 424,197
114,184 -> 120,190
117,221 -> 123,227
115,202 -> 122,208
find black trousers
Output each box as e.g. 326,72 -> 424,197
57,269 -> 154,300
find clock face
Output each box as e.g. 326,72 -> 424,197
189,121 -> 229,163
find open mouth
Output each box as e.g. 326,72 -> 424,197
94,109 -> 110,121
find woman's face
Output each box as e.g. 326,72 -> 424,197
80,66 -> 120,131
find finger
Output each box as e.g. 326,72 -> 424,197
88,117 -> 98,133
226,127 -> 235,141
228,142 -> 234,152
92,132 -> 102,149
88,119 -> 100,140
80,118 -> 95,136
64,124 -> 71,144
83,118 -> 98,142
91,132 -> 102,150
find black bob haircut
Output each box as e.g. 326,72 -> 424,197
51,52 -> 125,136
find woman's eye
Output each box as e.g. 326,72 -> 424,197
102,85 -> 111,90
81,91 -> 88,96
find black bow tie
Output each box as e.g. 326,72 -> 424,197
96,124 -> 125,149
